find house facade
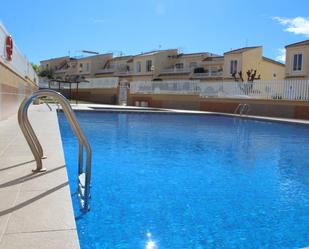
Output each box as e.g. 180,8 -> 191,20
285,40 -> 309,80
41,46 -> 285,84
41,53 -> 113,80
223,46 -> 285,81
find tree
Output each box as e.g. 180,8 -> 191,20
232,69 -> 260,82
31,63 -> 40,74
246,69 -> 261,82
39,69 -> 54,79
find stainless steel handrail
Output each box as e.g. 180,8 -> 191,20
17,89 -> 92,211
241,104 -> 250,115
234,104 -> 242,114
234,103 -> 250,115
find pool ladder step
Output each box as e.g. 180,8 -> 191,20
78,173 -> 91,202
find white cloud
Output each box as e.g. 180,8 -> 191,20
273,16 -> 309,37
276,48 -> 286,63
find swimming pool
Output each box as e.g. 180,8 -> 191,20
59,111 -> 309,249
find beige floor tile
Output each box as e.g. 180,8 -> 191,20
5,186 -> 76,234
0,160 -> 31,193
0,190 -> 18,242
0,229 -> 80,249
20,164 -> 69,192
0,105 -> 80,248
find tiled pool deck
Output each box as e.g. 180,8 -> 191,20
1,102 -> 309,249
0,104 -> 79,249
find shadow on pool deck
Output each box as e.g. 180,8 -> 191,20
0,105 -> 80,249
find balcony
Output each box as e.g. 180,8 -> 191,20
192,71 -> 223,78
160,67 -> 191,74
96,68 -> 115,74
113,70 -> 134,76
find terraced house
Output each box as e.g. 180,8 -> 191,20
285,40 -> 309,80
40,46 -> 285,84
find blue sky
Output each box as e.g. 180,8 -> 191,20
1,0 -> 309,64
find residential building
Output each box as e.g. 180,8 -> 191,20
41,53 -> 113,80
222,46 -> 285,81
95,55 -> 134,78
285,40 -> 309,80
131,49 -> 178,80
94,49 -> 179,82
40,46 -> 285,84
159,52 -> 218,80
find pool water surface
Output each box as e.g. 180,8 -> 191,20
58,112 -> 309,249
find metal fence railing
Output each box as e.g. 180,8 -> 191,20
199,80 -> 309,100
80,78 -> 119,89
130,80 -> 201,95
0,22 -> 38,84
39,77 -> 119,89
130,80 -> 309,101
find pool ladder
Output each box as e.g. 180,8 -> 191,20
17,89 -> 92,212
234,103 -> 250,115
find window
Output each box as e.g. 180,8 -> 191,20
146,60 -> 152,72
136,62 -> 141,73
293,53 -> 302,71
86,63 -> 90,72
230,60 -> 238,74
175,63 -> 184,70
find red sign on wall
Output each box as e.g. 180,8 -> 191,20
5,35 -> 13,61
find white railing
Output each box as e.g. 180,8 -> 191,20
192,71 -> 223,78
161,67 -> 191,73
39,77 -> 119,89
114,70 -> 134,76
199,80 -> 309,100
130,80 -> 200,95
39,78 -> 50,88
0,22 -> 38,84
80,77 -> 119,89
130,80 -> 309,100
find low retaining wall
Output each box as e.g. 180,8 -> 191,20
57,88 -> 118,104
129,93 -> 309,120
129,94 -> 200,110
200,98 -> 309,119
0,62 -> 37,120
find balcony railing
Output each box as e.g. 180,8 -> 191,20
54,68 -> 69,73
96,68 -> 115,74
130,80 -> 200,95
160,67 -> 192,74
192,71 -> 223,78
113,70 -> 134,76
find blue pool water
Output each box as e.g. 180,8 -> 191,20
58,112 -> 309,249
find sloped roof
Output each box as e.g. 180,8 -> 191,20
202,56 -> 224,61
113,55 -> 134,61
224,46 -> 261,54
40,56 -> 70,63
285,40 -> 309,48
262,57 -> 285,66
135,49 -> 178,57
